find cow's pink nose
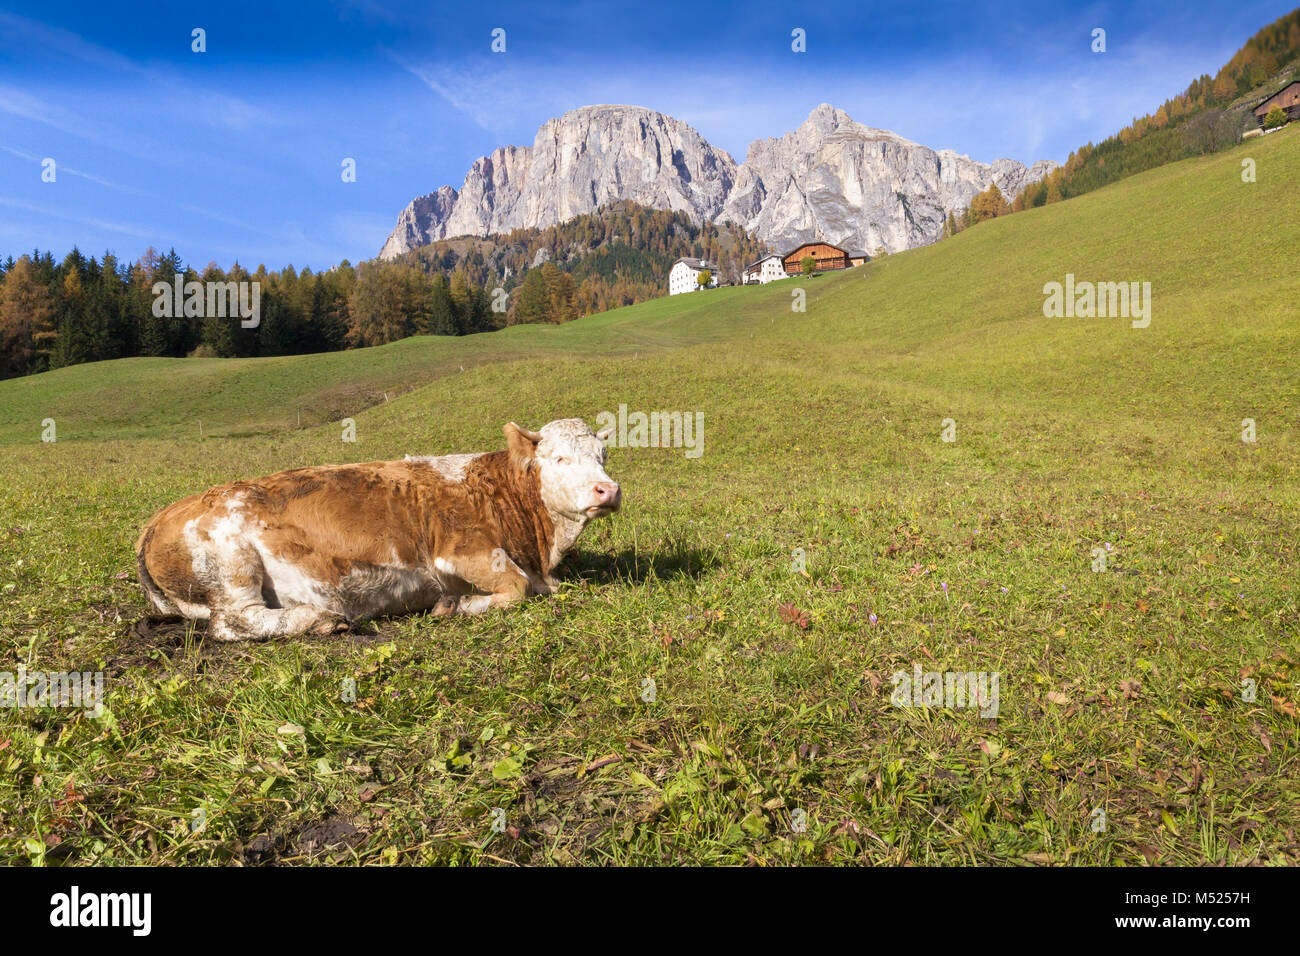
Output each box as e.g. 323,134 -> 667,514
593,482 -> 621,508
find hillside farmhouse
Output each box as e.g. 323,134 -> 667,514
1253,80 -> 1300,127
672,240 -> 869,295
668,257 -> 720,295
782,241 -> 853,274
742,253 -> 787,285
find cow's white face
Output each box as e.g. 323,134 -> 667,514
516,419 -> 621,521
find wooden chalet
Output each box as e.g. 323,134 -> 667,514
782,241 -> 852,275
1253,80 -> 1300,127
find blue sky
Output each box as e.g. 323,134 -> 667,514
1,0 -> 1292,271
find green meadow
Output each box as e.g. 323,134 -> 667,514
0,127 -> 1296,865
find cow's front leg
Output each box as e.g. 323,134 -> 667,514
440,550 -> 533,616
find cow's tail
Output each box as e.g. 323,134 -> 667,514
136,525 -> 179,617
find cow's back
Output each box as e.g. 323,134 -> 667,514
137,460 -> 446,613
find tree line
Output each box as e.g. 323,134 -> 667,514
394,201 -> 769,320
0,202 -> 770,380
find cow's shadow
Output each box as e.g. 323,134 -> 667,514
562,544 -> 716,585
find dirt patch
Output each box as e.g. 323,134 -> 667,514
500,755 -> 654,863
241,815 -> 366,865
104,615 -> 389,676
100,616 -> 196,676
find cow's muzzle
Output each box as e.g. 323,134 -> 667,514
587,482 -> 622,516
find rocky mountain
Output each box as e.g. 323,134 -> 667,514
380,103 -> 1056,260
380,105 -> 737,259
723,104 -> 1059,254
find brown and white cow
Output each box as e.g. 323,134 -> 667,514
135,419 -> 621,640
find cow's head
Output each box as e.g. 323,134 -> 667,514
505,419 -> 621,520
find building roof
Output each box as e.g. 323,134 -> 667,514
672,257 -> 716,270
743,253 -> 783,270
782,241 -> 850,258
1253,79 -> 1300,112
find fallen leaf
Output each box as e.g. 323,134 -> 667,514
778,602 -> 810,629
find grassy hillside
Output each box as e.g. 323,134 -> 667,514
0,127 -> 1296,866
0,286 -> 757,443
1013,8 -> 1300,208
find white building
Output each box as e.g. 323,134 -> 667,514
742,253 -> 788,285
669,257 -> 719,296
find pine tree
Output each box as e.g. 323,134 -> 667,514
141,249 -> 184,356
422,275 -> 459,336
0,256 -> 56,377
510,268 -> 550,326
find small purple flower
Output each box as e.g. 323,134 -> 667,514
869,612 -> 878,625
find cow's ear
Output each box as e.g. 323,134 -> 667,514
595,425 -> 614,441
504,422 -> 541,463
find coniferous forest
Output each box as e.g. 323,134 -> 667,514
0,202 -> 769,381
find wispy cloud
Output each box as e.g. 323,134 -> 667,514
196,93 -> 279,132
0,195 -> 161,241
178,203 -> 280,237
0,145 -> 140,192
0,12 -> 280,136
0,85 -> 164,161
384,49 -> 567,138
0,11 -> 146,75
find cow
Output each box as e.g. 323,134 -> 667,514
135,419 -> 621,641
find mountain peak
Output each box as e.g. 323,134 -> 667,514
555,104 -> 666,121
380,104 -> 737,258
807,102 -> 854,128
380,104 -> 1056,260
